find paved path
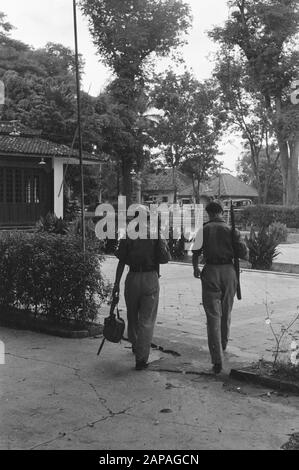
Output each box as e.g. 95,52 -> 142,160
101,257 -> 299,365
1,259 -> 299,450
1,327 -> 299,450
276,244 -> 299,264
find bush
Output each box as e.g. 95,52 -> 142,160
36,213 -> 69,235
269,222 -> 288,244
64,198 -> 81,222
0,232 -> 111,325
168,234 -> 186,260
70,217 -> 105,253
245,226 -> 280,270
240,205 -> 299,229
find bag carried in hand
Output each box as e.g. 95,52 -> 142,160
102,309 -> 125,343
97,296 -> 125,356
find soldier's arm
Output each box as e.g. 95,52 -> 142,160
192,250 -> 201,279
113,261 -> 126,297
113,238 -> 127,296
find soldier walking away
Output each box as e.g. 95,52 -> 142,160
112,206 -> 171,371
192,201 -> 248,374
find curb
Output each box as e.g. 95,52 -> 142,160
169,261 -> 299,278
105,255 -> 299,277
0,315 -> 103,339
230,369 -> 299,395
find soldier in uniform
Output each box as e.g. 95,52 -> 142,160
192,201 -> 248,374
112,206 -> 171,370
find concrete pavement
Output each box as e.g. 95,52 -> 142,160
102,257 -> 299,365
1,327 -> 299,450
276,244 -> 299,265
1,258 -> 299,450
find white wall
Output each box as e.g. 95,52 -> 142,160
52,158 -> 64,219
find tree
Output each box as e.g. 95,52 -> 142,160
151,69 -> 224,202
213,50 -> 276,203
236,148 -> 283,204
209,0 -> 299,206
0,14 -> 107,206
80,0 -> 192,202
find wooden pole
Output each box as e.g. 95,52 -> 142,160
73,0 -> 86,252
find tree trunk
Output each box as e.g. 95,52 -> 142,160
275,98 -> 299,206
278,138 -> 299,206
278,139 -> 289,205
172,166 -> 178,204
287,139 -> 299,206
191,175 -> 200,204
120,155 -> 132,206
136,171 -> 142,204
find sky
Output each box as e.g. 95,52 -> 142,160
0,0 -> 241,172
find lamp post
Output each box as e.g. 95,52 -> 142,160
73,0 -> 86,252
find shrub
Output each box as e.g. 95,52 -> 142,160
64,198 -> 81,222
168,234 -> 186,260
268,222 -> 288,244
36,213 -> 69,235
245,226 -> 280,270
70,217 -> 105,253
0,232 -> 111,325
240,205 -> 299,229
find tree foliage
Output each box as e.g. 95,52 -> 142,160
213,50 -> 276,203
80,0 -> 192,201
209,0 -> 299,206
237,148 -> 283,204
151,69 -> 224,202
0,13 -> 108,205
80,0 -> 191,76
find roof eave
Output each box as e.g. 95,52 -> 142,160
0,151 -> 102,164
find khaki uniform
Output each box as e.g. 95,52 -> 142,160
193,217 -> 248,366
116,238 -> 168,364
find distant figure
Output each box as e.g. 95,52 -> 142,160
192,201 -> 248,374
112,206 -> 171,370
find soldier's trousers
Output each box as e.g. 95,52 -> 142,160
124,271 -> 160,363
201,264 -> 238,366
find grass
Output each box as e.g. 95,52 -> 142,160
252,359 -> 299,383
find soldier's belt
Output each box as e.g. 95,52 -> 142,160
205,259 -> 233,265
129,266 -> 157,273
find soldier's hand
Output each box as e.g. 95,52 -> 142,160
112,284 -> 120,299
193,267 -> 201,279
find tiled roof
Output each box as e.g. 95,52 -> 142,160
0,122 -> 99,161
0,134 -> 99,160
143,168 -> 192,193
143,170 -> 258,199
0,122 -> 42,137
203,173 -> 258,198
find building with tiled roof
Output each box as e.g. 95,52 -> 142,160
202,173 -> 258,199
142,169 -> 258,206
142,168 -> 194,204
0,121 -> 102,227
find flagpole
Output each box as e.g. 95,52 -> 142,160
73,0 -> 86,252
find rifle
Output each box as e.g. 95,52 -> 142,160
230,201 -> 242,300
156,211 -> 161,278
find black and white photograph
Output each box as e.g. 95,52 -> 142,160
0,0 -> 299,456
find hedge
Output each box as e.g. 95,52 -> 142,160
0,232 -> 111,324
239,205 -> 299,229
